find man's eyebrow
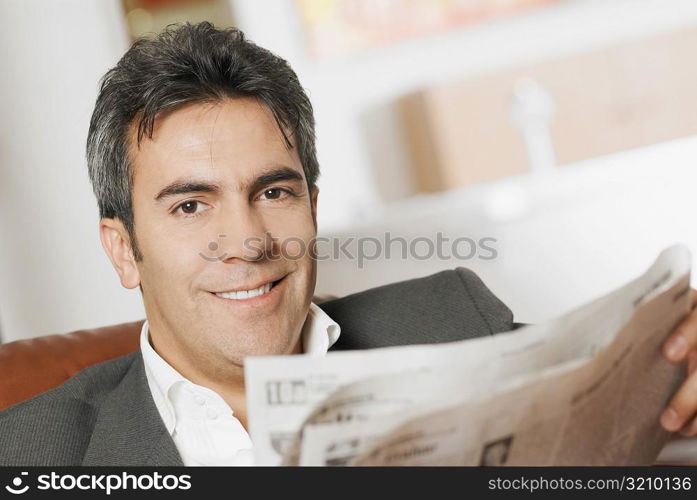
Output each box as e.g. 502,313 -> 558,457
154,180 -> 222,202
153,167 -> 304,202
247,166 -> 305,193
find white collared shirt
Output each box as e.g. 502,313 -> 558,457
140,302 -> 340,466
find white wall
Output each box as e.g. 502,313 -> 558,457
231,0 -> 697,231
315,135 -> 697,324
0,0 -> 144,342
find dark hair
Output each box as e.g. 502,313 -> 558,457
86,22 -> 319,261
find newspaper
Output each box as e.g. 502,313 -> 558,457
245,244 -> 692,466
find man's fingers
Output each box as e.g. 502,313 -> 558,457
678,415 -> 697,437
689,350 -> 697,376
661,371 -> 697,432
663,290 -> 697,362
660,291 -> 697,433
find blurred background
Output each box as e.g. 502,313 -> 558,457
1,0 -> 697,342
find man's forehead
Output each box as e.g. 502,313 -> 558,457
128,98 -> 304,187
131,98 -> 292,152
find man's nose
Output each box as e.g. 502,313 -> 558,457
216,207 -> 272,262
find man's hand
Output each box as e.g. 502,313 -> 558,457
660,289 -> 697,436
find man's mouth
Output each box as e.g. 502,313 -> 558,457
213,278 -> 282,301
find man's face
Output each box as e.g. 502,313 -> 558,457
121,98 -> 318,379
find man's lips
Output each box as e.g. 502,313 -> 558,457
209,274 -> 287,300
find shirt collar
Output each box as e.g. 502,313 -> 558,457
141,302 -> 341,435
302,302 -> 341,355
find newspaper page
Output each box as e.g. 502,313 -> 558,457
297,246 -> 691,466
657,435 -> 697,465
246,315 -> 558,464
245,244 -> 692,466
246,284 -> 631,465
307,265 -> 687,466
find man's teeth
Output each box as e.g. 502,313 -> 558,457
215,282 -> 273,300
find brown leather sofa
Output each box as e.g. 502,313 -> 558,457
0,320 -> 143,411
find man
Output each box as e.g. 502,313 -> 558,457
1,22 -> 697,466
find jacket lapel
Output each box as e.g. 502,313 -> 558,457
82,352 -> 183,466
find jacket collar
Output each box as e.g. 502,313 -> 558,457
82,351 -> 183,466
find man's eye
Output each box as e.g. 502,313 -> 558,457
260,188 -> 290,201
175,200 -> 207,216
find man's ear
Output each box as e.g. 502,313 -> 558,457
99,218 -> 141,289
310,186 -> 319,232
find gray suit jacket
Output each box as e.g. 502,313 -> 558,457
0,268 -> 514,465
